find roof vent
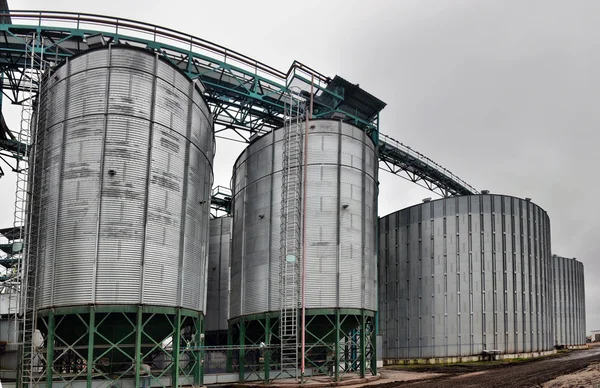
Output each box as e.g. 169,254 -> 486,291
422,197 -> 432,203
525,198 -> 532,202
481,190 -> 490,195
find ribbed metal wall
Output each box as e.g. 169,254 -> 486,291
206,217 -> 231,333
230,120 -> 377,318
552,255 -> 586,346
32,46 -> 214,311
378,195 -> 554,359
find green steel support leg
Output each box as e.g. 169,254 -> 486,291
135,307 -> 142,388
226,325 -> 232,373
360,312 -> 366,378
239,320 -> 245,382
172,310 -> 181,388
264,315 -> 270,383
199,318 -> 204,386
46,312 -> 55,387
335,311 -> 340,382
371,317 -> 377,376
86,310 -> 95,387
193,317 -> 202,386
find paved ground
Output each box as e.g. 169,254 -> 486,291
376,346 -> 600,388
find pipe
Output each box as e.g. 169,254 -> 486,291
300,75 -> 313,378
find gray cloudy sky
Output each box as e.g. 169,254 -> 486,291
1,0 -> 598,332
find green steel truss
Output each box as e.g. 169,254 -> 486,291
227,309 -> 376,384
32,306 -> 203,388
0,10 -> 479,198
0,11 -> 379,143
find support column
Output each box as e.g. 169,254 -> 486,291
86,310 -> 95,386
193,316 -> 202,385
134,307 -> 142,388
172,310 -> 181,387
46,311 -> 55,387
334,310 -> 340,382
199,318 -> 204,386
371,316 -> 377,376
360,312 -> 366,378
238,319 -> 245,382
264,315 -> 270,383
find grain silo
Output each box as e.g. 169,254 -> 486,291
378,194 -> 555,363
206,216 -> 232,345
30,45 -> 214,386
552,255 -> 586,348
229,119 -> 378,381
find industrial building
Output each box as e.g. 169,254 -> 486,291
0,6 -> 588,388
552,255 -> 586,348
378,194 -> 556,362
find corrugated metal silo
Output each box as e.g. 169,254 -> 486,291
206,216 -> 231,345
378,195 -> 554,361
229,119 -> 378,379
552,255 -> 586,347
30,45 -> 214,385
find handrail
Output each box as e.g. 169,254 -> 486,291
2,10 -> 332,89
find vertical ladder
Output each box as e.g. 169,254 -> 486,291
14,33 -> 45,388
279,91 -> 303,379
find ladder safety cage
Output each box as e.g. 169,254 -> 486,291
12,32 -> 48,387
279,87 -> 304,380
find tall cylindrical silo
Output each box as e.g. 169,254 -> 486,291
229,119 -> 378,379
30,45 -> 214,385
378,195 -> 554,361
552,255 -> 586,347
206,216 -> 231,345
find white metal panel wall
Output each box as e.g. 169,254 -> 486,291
230,120 -> 377,318
206,217 -> 232,333
378,195 -> 554,359
33,46 -> 214,312
552,255 -> 586,346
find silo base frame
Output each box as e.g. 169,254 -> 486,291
227,309 -> 376,383
30,305 -> 204,388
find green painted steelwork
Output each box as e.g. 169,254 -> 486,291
35,304 -> 203,387
228,309 -> 376,383
0,11 -> 481,200
0,11 -> 380,145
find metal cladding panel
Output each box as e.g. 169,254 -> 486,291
206,217 -> 232,333
33,46 -> 214,312
553,255 -> 586,346
378,195 -> 554,359
230,120 -> 377,319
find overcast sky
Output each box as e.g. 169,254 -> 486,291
1,0 -> 598,333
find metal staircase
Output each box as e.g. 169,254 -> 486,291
13,33 -> 45,388
279,90 -> 303,379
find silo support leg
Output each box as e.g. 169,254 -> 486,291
370,316 -> 377,376
264,314 -> 270,383
335,310 -> 340,382
134,307 -> 143,388
196,317 -> 203,386
239,320 -> 245,382
86,310 -> 95,387
46,311 -> 55,387
172,310 -> 181,387
360,311 -> 366,378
